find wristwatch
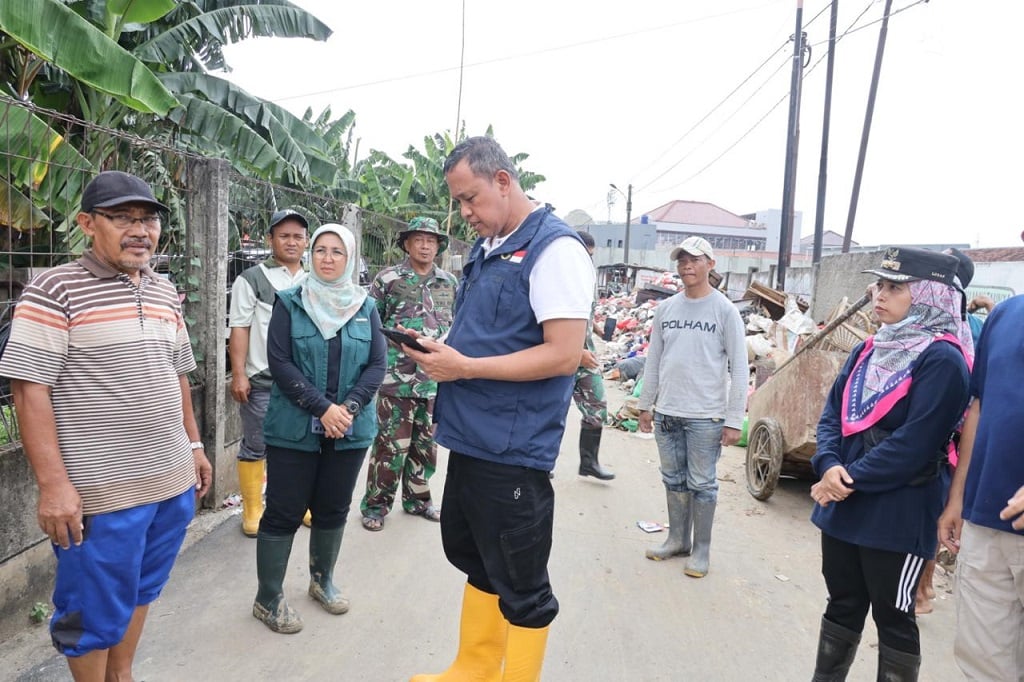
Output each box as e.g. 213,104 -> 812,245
190,441 -> 205,450
342,399 -> 360,417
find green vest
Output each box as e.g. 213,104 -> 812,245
263,290 -> 378,451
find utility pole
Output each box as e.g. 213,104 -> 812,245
610,183 -> 633,264
843,0 -> 894,252
624,184 -> 633,265
812,0 -> 839,266
777,0 -> 806,290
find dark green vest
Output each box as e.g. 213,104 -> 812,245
263,290 -> 377,451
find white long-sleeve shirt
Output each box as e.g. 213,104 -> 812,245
637,289 -> 748,430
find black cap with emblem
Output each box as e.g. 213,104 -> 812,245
862,246 -> 960,286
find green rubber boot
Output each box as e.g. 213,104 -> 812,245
253,532 -> 302,634
309,526 -> 350,615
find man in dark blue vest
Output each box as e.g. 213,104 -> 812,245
406,136 -> 594,682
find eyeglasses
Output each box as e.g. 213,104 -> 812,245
92,210 -> 162,229
312,246 -> 348,259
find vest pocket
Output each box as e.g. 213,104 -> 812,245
443,381 -> 518,453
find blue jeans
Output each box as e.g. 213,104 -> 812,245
653,413 -> 723,503
238,386 -> 270,461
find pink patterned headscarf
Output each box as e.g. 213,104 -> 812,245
841,279 -> 972,436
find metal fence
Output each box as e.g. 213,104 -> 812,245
0,95 -> 470,445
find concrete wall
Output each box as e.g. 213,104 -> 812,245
0,385 -> 242,641
808,250 -> 886,321
725,250 -> 1022,323
968,262 -> 1022,299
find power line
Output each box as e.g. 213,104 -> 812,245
634,53 -> 792,193
649,0 -> 923,195
265,2 -> 786,105
630,1 -> 835,192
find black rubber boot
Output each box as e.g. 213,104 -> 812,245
578,427 -> 614,480
811,616 -> 861,681
877,643 -> 920,682
253,532 -> 303,634
309,526 -> 350,615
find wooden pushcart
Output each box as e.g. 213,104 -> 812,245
743,295 -> 874,501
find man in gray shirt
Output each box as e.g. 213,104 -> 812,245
638,236 -> 748,578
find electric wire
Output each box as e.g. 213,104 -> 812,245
267,2 -> 784,105
648,0 -> 922,195
445,0 -> 467,234
630,1 -> 836,192
630,2 -> 839,193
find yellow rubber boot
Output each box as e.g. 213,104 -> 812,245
502,624 -> 549,682
410,583 -> 507,682
302,509 -> 313,527
238,460 -> 265,538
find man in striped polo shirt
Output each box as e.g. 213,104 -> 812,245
0,171 -> 211,681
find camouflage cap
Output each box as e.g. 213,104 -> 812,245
398,216 -> 449,255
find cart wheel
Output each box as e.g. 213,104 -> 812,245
745,418 -> 784,501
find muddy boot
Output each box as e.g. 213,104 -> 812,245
253,532 -> 303,634
811,616 -> 860,681
308,526 -> 350,615
877,643 -> 920,682
578,427 -> 614,480
684,498 -> 716,578
645,490 -> 692,560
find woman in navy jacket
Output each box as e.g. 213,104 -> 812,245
808,247 -> 972,681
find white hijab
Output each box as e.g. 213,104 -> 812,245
300,224 -> 368,339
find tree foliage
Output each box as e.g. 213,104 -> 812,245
0,1 -> 548,259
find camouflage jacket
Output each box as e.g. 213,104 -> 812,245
372,259 -> 458,398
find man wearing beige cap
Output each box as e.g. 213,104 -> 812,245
638,236 -> 748,578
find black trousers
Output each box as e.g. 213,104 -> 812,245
440,452 -> 558,628
261,440 -> 368,534
820,532 -> 924,655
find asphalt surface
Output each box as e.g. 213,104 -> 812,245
2,381 -> 963,681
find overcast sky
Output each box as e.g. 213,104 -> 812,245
223,0 -> 1023,248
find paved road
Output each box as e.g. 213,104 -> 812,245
3,383 -> 962,681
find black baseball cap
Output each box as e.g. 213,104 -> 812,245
862,247 -> 960,286
269,209 -> 309,231
82,171 -> 168,213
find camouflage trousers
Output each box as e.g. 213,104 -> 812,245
360,394 -> 437,518
573,367 -> 608,429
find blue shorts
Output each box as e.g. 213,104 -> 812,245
50,487 -> 195,657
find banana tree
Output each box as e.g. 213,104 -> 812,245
0,0 -> 337,255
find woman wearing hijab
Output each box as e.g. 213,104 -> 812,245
252,224 -> 386,634
808,247 -> 972,681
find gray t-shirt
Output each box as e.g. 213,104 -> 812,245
637,289 -> 748,429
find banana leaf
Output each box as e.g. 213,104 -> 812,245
168,94 -> 287,179
134,3 -> 332,66
0,99 -> 93,226
0,177 -> 50,231
159,73 -> 310,178
0,0 -> 179,115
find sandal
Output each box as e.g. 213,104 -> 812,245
361,516 -> 384,532
408,504 -> 441,522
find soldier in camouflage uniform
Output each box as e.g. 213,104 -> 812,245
359,217 -> 458,531
573,231 -> 615,480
